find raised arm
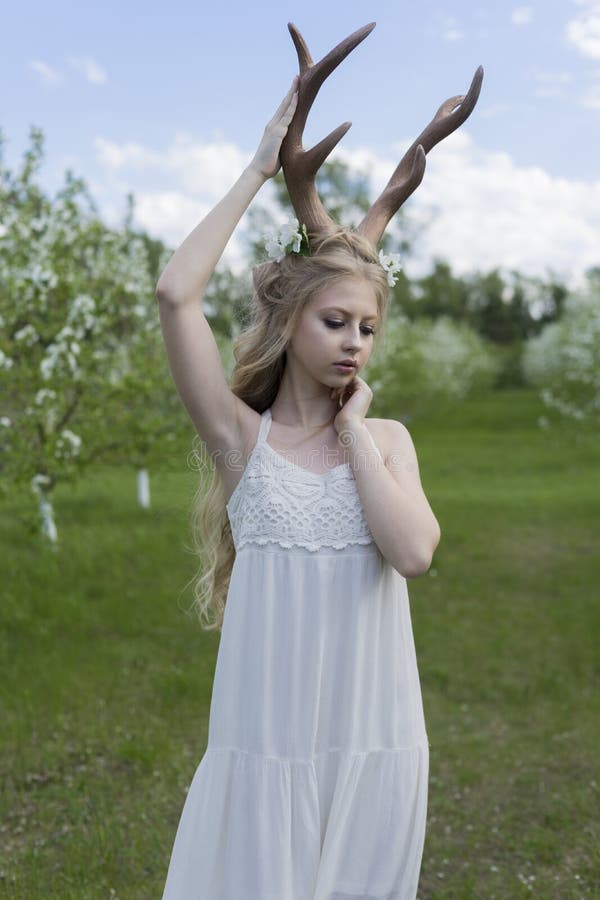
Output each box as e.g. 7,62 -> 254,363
155,79 -> 298,460
156,76 -> 299,303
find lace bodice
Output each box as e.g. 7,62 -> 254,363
226,408 -> 383,552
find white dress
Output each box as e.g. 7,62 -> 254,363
162,407 -> 430,900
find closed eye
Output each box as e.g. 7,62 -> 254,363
324,319 -> 376,336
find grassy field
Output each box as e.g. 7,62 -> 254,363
1,387 -> 598,898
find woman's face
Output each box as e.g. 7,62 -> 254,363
286,278 -> 379,387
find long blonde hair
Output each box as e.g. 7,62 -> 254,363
187,228 -> 390,632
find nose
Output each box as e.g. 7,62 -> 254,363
342,327 -> 362,354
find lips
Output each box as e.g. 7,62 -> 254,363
334,360 -> 357,368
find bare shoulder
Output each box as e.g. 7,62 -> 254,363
364,416 -> 410,462
369,417 -> 425,487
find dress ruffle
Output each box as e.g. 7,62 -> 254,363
163,741 -> 429,900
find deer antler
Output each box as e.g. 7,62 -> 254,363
279,21 -> 375,239
280,22 -> 484,251
355,66 -> 484,246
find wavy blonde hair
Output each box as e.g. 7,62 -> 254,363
187,227 -> 391,632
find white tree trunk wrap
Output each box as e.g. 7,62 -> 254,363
39,496 -> 58,544
137,468 -> 150,508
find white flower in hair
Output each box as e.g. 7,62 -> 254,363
264,234 -> 287,263
264,218 -> 310,262
378,249 -> 403,287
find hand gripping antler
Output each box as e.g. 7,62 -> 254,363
355,65 -> 484,246
279,21 -> 376,238
280,21 -> 484,249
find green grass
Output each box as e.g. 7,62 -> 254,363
1,387 -> 598,898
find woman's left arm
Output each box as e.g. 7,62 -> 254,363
344,418 -> 442,579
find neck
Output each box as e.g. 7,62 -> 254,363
270,407 -> 333,430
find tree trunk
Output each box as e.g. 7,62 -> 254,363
137,468 -> 150,508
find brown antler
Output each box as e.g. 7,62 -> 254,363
355,65 -> 484,246
279,21 -> 376,239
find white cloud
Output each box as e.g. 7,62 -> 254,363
339,133 -> 600,288
66,56 -> 108,85
163,134 -> 250,196
90,133 -> 255,269
94,132 -> 251,198
29,60 -> 63,86
565,4 -> 600,59
511,7 -> 534,26
529,69 -> 573,100
129,191 -> 213,241
87,131 -> 600,288
533,85 -> 569,99
578,82 -> 600,106
442,28 -> 464,42
479,103 -> 511,119
93,137 -> 164,170
438,13 -> 464,42
531,69 -> 574,84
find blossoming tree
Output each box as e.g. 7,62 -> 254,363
0,127 -> 190,542
522,272 -> 600,431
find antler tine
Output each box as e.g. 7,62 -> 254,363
356,65 -> 484,247
280,22 -> 376,238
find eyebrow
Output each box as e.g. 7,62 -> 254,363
321,306 -> 379,321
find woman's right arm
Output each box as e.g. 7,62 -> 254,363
154,78 -> 299,456
156,76 -> 299,304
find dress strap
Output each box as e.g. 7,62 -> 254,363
364,426 -> 384,461
258,406 -> 383,460
256,407 -> 273,446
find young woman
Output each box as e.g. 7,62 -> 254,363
156,20 -> 480,897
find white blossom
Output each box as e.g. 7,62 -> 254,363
378,249 -> 403,287
264,218 -> 304,262
0,349 -> 14,369
522,286 -> 600,424
56,325 -> 75,342
0,416 -> 12,427
67,293 -> 97,331
31,473 -> 51,496
14,323 -> 38,345
40,344 -> 60,380
28,263 -> 58,289
54,428 -> 82,460
61,429 -> 82,453
264,236 -> 287,263
30,216 -> 47,233
35,388 -> 57,405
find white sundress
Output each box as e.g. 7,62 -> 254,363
162,407 -> 430,900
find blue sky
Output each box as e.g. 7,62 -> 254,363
3,0 -> 600,287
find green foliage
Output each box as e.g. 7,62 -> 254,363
522,275 -> 600,429
203,266 -> 253,338
407,262 -> 565,342
364,312 -> 501,421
